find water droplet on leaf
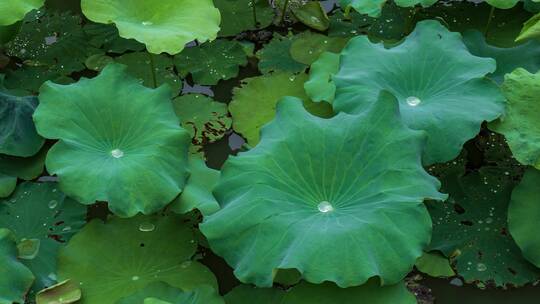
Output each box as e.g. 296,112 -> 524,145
111,149 -> 124,158
318,201 -> 334,213
406,96 -> 421,107
139,222 -> 155,232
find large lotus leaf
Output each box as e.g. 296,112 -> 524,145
172,94 -> 231,151
115,52 -> 182,95
80,0 -> 221,55
225,280 -> 415,303
304,52 -> 339,103
0,0 -> 44,25
215,0 -> 274,37
117,282 -> 224,304
58,215 -> 218,304
333,20 -> 505,165
201,94 -> 446,287
0,182 -> 86,294
289,31 -> 348,65
228,72 -> 332,146
0,228 -> 34,304
508,168 -> 540,268
463,30 -> 540,84
6,10 -> 100,75
175,40 -> 248,85
33,64 -> 191,217
339,0 -> 436,17
256,35 -> 307,74
0,92 -> 44,157
84,23 -> 145,54
170,156 -> 220,216
427,163 -> 540,287
517,12 -> 540,42
490,69 -> 540,169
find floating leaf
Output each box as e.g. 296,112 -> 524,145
415,252 -> 455,278
333,20 -> 505,165
256,35 -> 307,74
0,92 -> 44,157
291,2 -> 330,31
228,72 -> 332,145
517,12 -> 540,42
215,0 -> 274,37
490,69 -> 540,168
0,0 -> 44,25
201,94 -> 446,287
35,279 -> 81,304
0,182 -> 86,294
0,145 -> 46,181
486,0 -> 520,9
0,174 -> 16,198
81,0 -> 221,55
33,64 -> 191,217
117,282 -> 224,304
289,31 -> 348,65
175,40 -> 248,85
2,66 -> 74,94
508,168 -> 540,268
304,52 -> 339,103
58,215 -> 218,304
339,0 -> 437,18
0,228 -> 34,303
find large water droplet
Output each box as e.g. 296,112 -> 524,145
406,96 -> 421,107
317,201 -> 334,213
17,238 -> 41,260
111,149 -> 124,158
131,275 -> 139,281
141,21 -> 153,26
48,200 -> 58,209
449,277 -> 463,286
476,263 -> 487,272
139,222 -> 155,232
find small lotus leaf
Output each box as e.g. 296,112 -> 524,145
117,282 -> 224,304
0,174 -> 16,198
58,215 -> 218,304
0,228 -> 34,303
201,94 -> 446,287
0,0 -> 44,26
415,252 -> 455,278
304,52 -> 339,103
517,12 -> 540,42
256,35 -> 307,74
33,64 -> 191,217
333,20 -> 505,164
289,31 -> 348,65
35,279 -> 81,304
215,0 -> 274,37
291,2 -> 330,31
81,0 -> 221,55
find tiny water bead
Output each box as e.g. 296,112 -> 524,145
139,222 -> 155,232
110,149 -> 124,159
141,21 -> 153,26
406,96 -> 421,107
317,201 -> 334,213
476,263 -> 487,272
48,199 -> 58,209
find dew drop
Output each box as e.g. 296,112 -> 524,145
476,263 -> 487,272
111,149 -> 124,158
406,96 -> 421,107
141,21 -> 153,26
131,275 -> 139,281
48,200 -> 58,209
139,222 -> 155,232
485,217 -> 493,224
317,201 -> 334,213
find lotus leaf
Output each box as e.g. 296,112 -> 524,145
256,35 -> 307,74
33,64 -> 191,217
58,215 -> 218,304
215,0 -> 274,37
228,72 -> 332,145
84,23 -> 145,54
201,94 -> 446,287
486,0 -> 520,9
415,252 -> 455,278
80,0 -> 221,55
508,168 -> 540,268
291,2 -> 330,31
225,280 -> 416,303
0,228 -> 34,304
0,182 -> 86,294
0,0 -> 44,26
339,0 -> 437,18
35,280 -> 81,304
463,30 -> 540,84
289,31 -> 348,65
490,69 -> 540,169
0,146 -> 46,180
0,174 -> 16,198
117,282 -> 224,304
304,52 -> 339,103
333,20 -> 505,164
175,40 -> 248,85
427,163 -> 540,287
2,66 -> 74,94
517,12 -> 540,42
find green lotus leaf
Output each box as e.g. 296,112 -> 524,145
115,52 -> 182,94
463,30 -> 540,84
0,174 -> 16,198
289,31 -> 348,65
33,64 -> 191,217
0,228 -> 35,303
0,0 -> 44,26
508,168 -> 540,268
170,156 -> 220,216
2,66 -> 74,94
175,40 -> 248,85
0,182 -> 86,294
328,10 -> 372,38
333,20 -> 505,165
80,0 -> 221,55
517,12 -> 540,42
427,162 -> 540,287
228,72 -> 332,146
85,54 -> 114,71
0,91 -> 44,157
415,252 -> 455,278
117,282 -> 224,304
485,0 -> 520,9
339,0 -> 436,18
35,279 -> 81,304
291,1 -> 330,31
225,280 -> 415,303
84,23 -> 145,54
215,0 -> 274,37
201,93 -> 446,287
490,69 -> 540,169
58,215 -> 218,304
304,52 -> 339,103
172,94 -> 231,153
0,145 -> 46,180
6,10 -> 100,75
256,34 -> 307,74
